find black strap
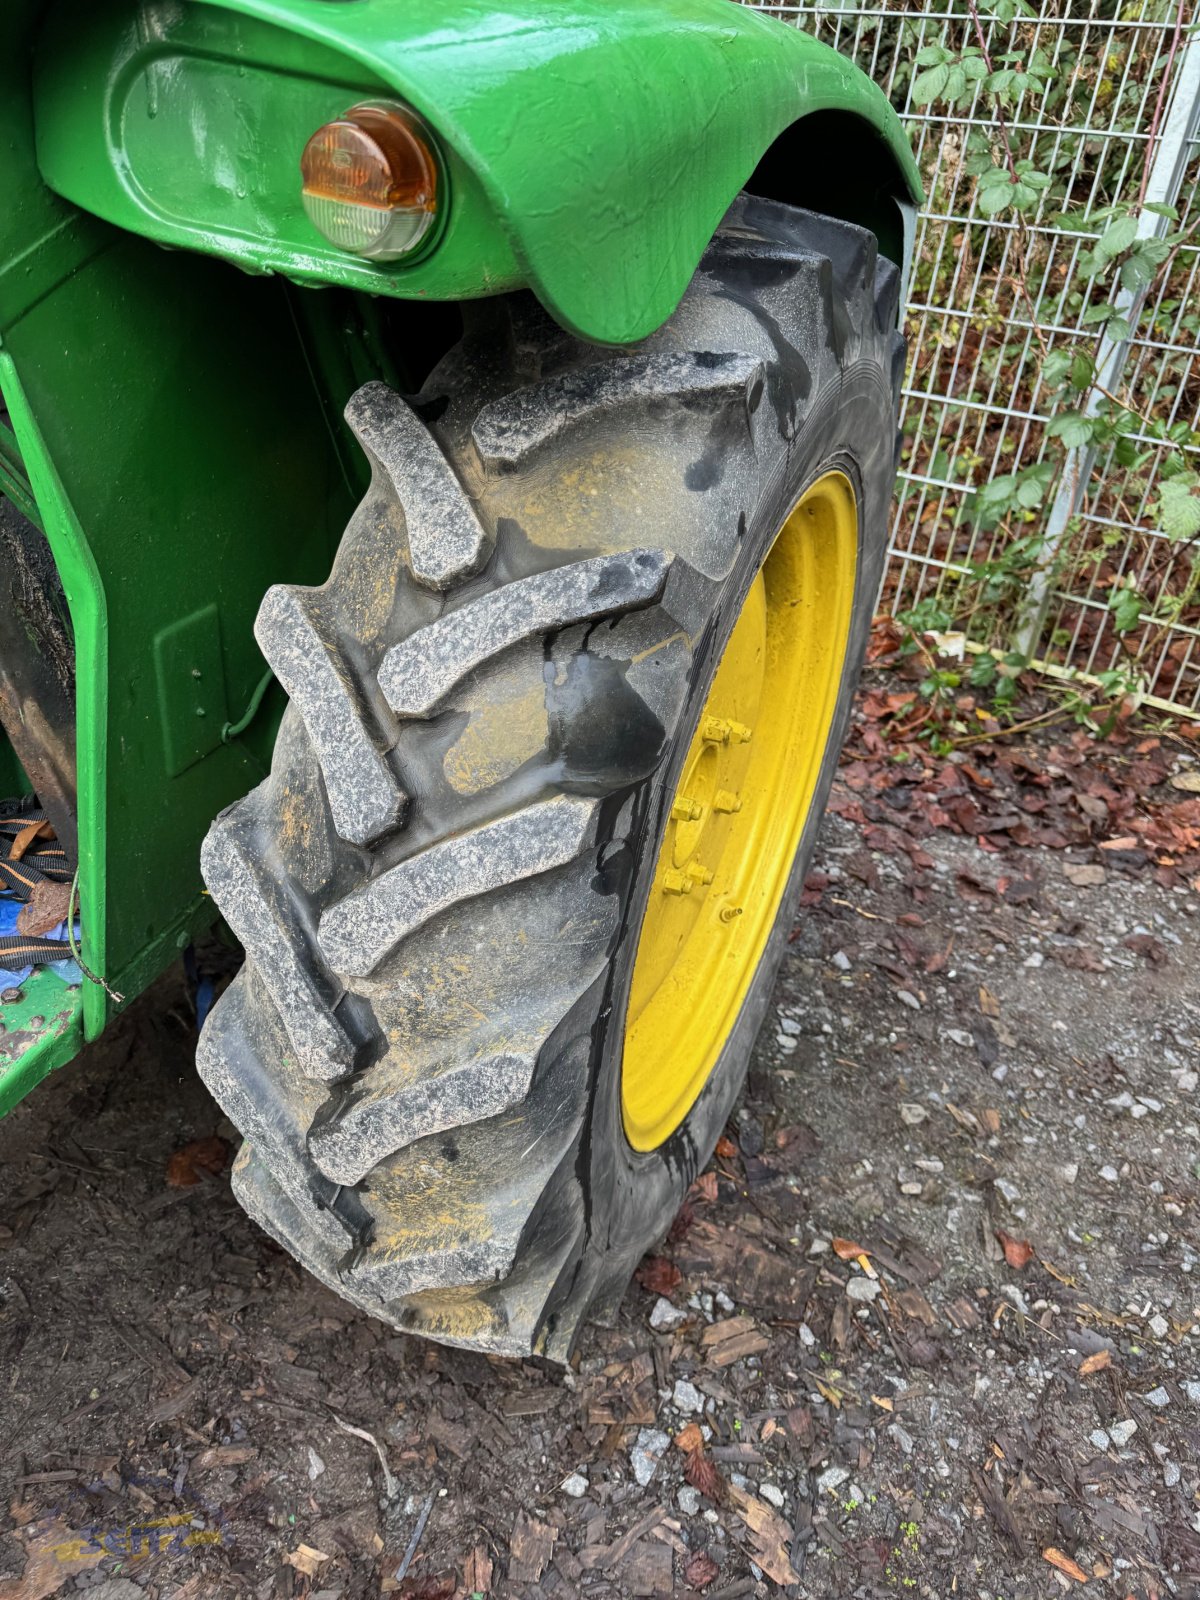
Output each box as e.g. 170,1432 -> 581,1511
0,932 -> 72,969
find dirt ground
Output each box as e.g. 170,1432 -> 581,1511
1,703 -> 1199,1600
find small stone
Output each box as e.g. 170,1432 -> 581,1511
673,1379 -> 705,1414
832,951 -> 851,972
808,1238 -> 831,1257
715,1290 -> 735,1314
846,1277 -> 881,1303
899,1102 -> 928,1126
1064,863 -> 1106,887
307,1446 -> 326,1481
562,1472 -> 588,1497
1108,1419 -> 1137,1447
630,1428 -> 670,1486
888,1424 -> 914,1456
1164,1462 -> 1181,1488
1023,952 -> 1044,969
1089,1429 -> 1111,1451
1107,1092 -> 1134,1110
1182,1380 -> 1200,1404
779,1016 -> 802,1036
993,1177 -> 1021,1205
1137,1095 -> 1163,1113
1148,1313 -> 1169,1339
798,1322 -> 816,1347
1099,1165 -> 1120,1184
816,1465 -> 850,1495
897,990 -> 921,1011
1142,1387 -> 1171,1409
650,1296 -> 687,1331
1173,1069 -> 1197,1092
677,1486 -> 701,1516
775,1034 -> 798,1054
1060,1163 -> 1079,1184
760,1483 -> 785,1509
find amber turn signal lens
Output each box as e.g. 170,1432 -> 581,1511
301,101 -> 439,261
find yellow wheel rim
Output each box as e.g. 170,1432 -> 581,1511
621,471 -> 858,1151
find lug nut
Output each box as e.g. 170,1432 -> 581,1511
671,795 -> 702,822
702,717 -> 753,745
686,862 -> 714,887
713,790 -> 742,814
662,870 -> 694,895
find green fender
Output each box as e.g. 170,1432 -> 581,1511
35,0 -> 920,344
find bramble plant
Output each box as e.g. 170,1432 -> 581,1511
887,0 -> 1200,736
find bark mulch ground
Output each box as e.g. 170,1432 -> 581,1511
1,669 -> 1198,1599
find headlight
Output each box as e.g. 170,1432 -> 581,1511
300,101 -> 439,261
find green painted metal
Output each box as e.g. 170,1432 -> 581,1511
0,965 -> 83,1116
35,0 -> 921,344
1,1 -> 361,1117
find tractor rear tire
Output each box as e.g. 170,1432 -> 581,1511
198,196 -> 904,1358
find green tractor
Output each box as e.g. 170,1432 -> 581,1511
0,0 -> 919,1357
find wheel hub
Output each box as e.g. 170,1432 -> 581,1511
621,471 -> 859,1151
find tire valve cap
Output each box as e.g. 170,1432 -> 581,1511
671,795 -> 703,823
719,904 -> 743,923
686,862 -> 714,887
713,789 -> 742,814
662,870 -> 694,896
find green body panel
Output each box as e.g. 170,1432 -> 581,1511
35,0 -> 920,344
0,965 -> 83,1115
1,1 -> 360,1107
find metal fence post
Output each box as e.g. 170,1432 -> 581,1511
1013,30 -> 1200,663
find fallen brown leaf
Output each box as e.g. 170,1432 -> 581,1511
715,1134 -> 738,1159
634,1256 -> 681,1297
683,1551 -> 720,1589
979,985 -> 1000,1017
683,1446 -> 725,1504
995,1230 -> 1034,1270
690,1171 -> 718,1203
166,1135 -> 230,1188
1043,1547 -> 1089,1583
1078,1348 -> 1112,1376
674,1422 -> 705,1454
398,1578 -> 455,1600
831,1237 -> 869,1261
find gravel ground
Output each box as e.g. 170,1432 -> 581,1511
1,759 -> 1198,1599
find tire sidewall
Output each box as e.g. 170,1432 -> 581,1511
567,360 -> 895,1330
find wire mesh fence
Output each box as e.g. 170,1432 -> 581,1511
746,1 -> 1200,714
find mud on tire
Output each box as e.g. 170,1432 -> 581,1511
198,196 -> 904,1358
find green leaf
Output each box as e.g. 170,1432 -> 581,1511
1108,585 -> 1143,634
912,62 -> 951,105
1096,213 -> 1138,259
914,44 -> 949,66
1047,411 -> 1096,449
1158,474 -> 1200,541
